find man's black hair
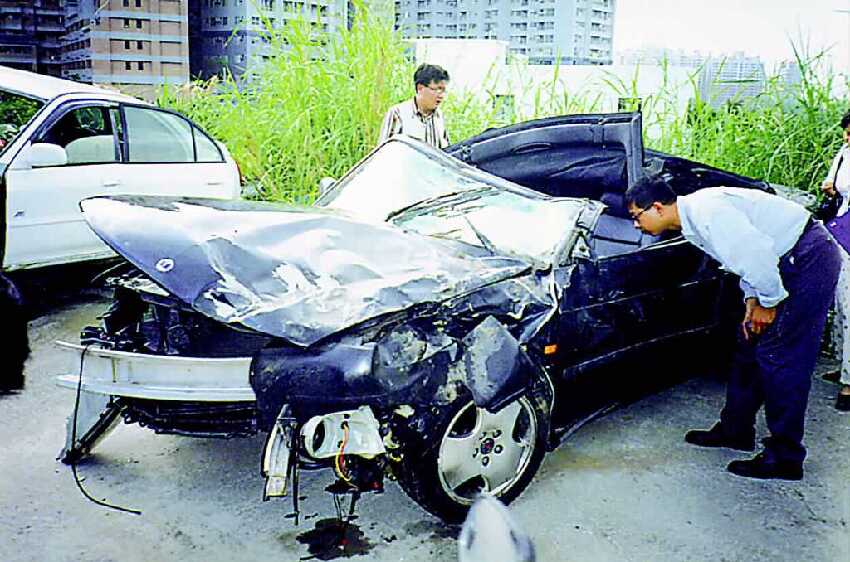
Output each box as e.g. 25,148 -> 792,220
625,173 -> 677,210
414,63 -> 450,88
840,109 -> 850,130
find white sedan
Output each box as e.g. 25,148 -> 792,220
0,65 -> 241,270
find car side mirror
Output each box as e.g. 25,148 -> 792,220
318,177 -> 336,197
19,143 -> 68,169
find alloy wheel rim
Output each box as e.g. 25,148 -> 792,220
436,397 -> 537,506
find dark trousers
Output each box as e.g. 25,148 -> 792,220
0,271 -> 29,391
718,221 -> 840,465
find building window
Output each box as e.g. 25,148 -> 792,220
137,61 -> 144,70
123,18 -> 130,28
137,40 -> 143,49
136,19 -> 142,28
125,61 -> 132,70
123,0 -> 129,6
136,0 -> 142,6
124,40 -> 131,49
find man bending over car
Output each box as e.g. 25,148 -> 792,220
626,175 -> 839,481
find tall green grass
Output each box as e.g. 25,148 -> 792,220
601,50 -> 847,195
159,7 -> 848,203
160,1 -> 413,202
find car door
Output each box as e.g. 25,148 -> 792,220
556,213 -> 726,369
3,102 -> 122,269
116,104 -> 238,200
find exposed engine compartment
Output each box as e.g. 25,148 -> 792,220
84,273 -> 273,358
78,272 -> 270,438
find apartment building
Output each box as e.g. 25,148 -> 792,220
61,0 -> 189,95
0,0 -> 64,76
187,0 -> 354,81
618,48 -> 771,107
394,0 -> 615,66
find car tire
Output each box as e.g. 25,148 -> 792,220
396,395 -> 547,524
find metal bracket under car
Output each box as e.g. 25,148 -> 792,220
59,390 -> 124,464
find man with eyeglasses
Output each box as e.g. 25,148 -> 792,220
625,176 -> 840,481
378,63 -> 450,149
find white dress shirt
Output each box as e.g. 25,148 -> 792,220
825,144 -> 850,217
677,186 -> 810,308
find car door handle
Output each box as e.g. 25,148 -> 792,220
102,180 -> 121,187
205,180 -> 224,186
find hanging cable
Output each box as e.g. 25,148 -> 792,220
70,344 -> 141,515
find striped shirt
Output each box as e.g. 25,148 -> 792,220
378,98 -> 450,149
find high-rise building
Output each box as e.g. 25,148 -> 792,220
187,0 -> 353,81
617,48 -> 768,107
61,0 -> 190,95
0,0 -> 65,76
393,0 -> 615,66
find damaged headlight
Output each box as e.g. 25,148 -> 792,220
371,324 -> 457,371
372,317 -> 536,412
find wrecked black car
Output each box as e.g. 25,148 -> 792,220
58,113 -> 772,523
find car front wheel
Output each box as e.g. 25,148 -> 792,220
397,395 -> 547,523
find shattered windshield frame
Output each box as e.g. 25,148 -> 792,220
0,90 -> 45,157
389,186 -> 587,263
318,137 -> 522,222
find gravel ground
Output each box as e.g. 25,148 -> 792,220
1,288 -> 848,562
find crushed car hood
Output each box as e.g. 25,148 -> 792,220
80,196 -> 531,346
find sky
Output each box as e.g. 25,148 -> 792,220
613,0 -> 850,71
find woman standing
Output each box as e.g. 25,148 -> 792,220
821,110 -> 850,411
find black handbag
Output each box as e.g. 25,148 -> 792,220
816,153 -> 844,221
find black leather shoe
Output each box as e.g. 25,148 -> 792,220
727,452 -> 803,481
836,392 -> 850,412
685,423 -> 755,452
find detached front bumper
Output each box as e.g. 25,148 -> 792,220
55,341 -> 255,462
55,341 -> 255,401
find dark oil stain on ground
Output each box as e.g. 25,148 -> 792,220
404,519 -> 458,541
294,518 -> 374,560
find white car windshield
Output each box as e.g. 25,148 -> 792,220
320,138 -> 587,262
320,140 -> 488,221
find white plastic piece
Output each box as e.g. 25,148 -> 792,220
301,406 -> 386,459
262,422 -> 292,498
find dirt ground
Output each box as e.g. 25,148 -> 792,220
1,287 -> 849,562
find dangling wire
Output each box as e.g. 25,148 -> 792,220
70,344 -> 141,515
334,422 -> 352,484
